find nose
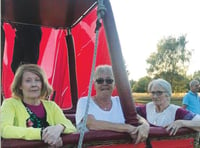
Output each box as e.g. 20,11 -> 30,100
151,94 -> 157,97
103,80 -> 107,84
31,80 -> 37,86
151,93 -> 159,98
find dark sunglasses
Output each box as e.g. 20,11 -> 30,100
95,78 -> 114,84
150,91 -> 166,96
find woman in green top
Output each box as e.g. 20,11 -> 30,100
1,64 -> 76,147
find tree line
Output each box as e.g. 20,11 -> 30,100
130,35 -> 200,93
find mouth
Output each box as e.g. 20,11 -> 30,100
100,88 -> 110,91
30,90 -> 40,92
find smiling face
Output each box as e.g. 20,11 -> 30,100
20,71 -> 42,100
94,66 -> 115,98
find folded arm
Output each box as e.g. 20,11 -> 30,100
166,120 -> 200,135
86,114 -> 149,144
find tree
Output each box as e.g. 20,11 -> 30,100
129,79 -> 135,86
154,71 -> 189,92
132,76 -> 151,92
146,35 -> 192,92
193,70 -> 200,81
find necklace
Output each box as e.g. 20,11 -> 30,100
103,106 -> 109,111
94,96 -> 112,111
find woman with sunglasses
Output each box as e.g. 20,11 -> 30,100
136,78 -> 200,136
76,65 -> 149,144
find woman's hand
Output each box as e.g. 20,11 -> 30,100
42,124 -> 64,146
47,137 -> 63,148
165,120 -> 183,136
127,122 -> 149,144
135,122 -> 150,144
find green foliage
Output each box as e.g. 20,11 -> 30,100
145,35 -> 192,92
147,35 -> 192,76
132,76 -> 151,92
154,71 -> 189,92
129,79 -> 136,88
193,70 -> 200,81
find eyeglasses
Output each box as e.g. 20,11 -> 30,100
95,78 -> 114,84
194,84 -> 200,88
150,91 -> 166,96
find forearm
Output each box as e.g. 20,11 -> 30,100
53,104 -> 76,133
182,105 -> 187,109
1,125 -> 41,140
87,120 -> 134,133
182,120 -> 200,132
137,115 -> 150,127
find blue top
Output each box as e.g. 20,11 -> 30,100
182,90 -> 200,114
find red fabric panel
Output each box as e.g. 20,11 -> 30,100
38,28 -> 72,108
88,138 -> 194,148
2,8 -> 116,109
151,138 -> 194,148
2,23 -> 15,98
72,8 -> 112,99
89,143 -> 146,148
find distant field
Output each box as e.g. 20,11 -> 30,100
132,93 -> 185,106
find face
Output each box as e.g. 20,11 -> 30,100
150,84 -> 169,107
20,71 -> 42,100
94,72 -> 114,97
191,82 -> 200,93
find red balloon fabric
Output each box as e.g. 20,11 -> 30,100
2,8 -> 115,109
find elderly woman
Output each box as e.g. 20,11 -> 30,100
1,64 -> 76,147
76,65 -> 150,144
137,78 -> 200,135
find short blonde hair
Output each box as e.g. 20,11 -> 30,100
11,64 -> 53,99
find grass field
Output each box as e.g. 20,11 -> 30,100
133,93 -> 185,106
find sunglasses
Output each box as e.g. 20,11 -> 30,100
95,78 -> 114,84
150,91 -> 166,96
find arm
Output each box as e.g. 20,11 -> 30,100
166,109 -> 200,135
166,119 -> 200,135
131,115 -> 150,144
76,98 -> 135,132
181,120 -> 200,131
182,94 -> 188,109
76,98 -> 149,143
87,115 -> 149,144
182,104 -> 187,109
42,124 -> 65,146
1,99 -> 41,140
51,102 -> 76,134
42,101 -> 76,146
86,115 -> 135,133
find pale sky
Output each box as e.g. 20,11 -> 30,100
110,0 -> 200,80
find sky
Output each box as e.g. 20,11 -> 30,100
110,0 -> 200,80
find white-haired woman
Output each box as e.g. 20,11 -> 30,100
76,65 -> 150,144
137,78 -> 200,135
